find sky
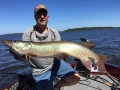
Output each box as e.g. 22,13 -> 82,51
0,0 -> 120,35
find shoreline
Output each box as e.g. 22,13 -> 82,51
64,27 -> 119,32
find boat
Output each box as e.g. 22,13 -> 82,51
0,72 -> 35,90
71,62 -> 120,79
64,62 -> 120,90
1,62 -> 120,90
105,63 -> 120,79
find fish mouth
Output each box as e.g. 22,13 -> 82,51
2,40 -> 23,56
2,39 -> 13,48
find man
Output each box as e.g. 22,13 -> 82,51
13,4 -> 80,90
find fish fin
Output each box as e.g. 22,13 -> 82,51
79,57 -> 92,70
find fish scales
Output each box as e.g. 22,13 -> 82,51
26,41 -> 99,63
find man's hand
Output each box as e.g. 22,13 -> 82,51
9,50 -> 30,62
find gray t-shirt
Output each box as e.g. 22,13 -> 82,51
22,25 -> 61,76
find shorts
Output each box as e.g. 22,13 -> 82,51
33,59 -> 76,90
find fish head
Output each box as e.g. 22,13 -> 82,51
2,40 -> 32,56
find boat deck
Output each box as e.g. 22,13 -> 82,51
64,75 -> 113,90
1,72 -> 119,90
1,63 -> 120,90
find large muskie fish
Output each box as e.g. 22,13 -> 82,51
2,40 -> 100,70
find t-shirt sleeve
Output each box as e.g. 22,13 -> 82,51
22,27 -> 33,41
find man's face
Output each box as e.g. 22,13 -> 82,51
35,9 -> 49,26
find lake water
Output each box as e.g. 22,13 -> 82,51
0,28 -> 120,74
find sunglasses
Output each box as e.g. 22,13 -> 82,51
36,9 -> 48,17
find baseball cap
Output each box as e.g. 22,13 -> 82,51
34,4 -> 48,14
